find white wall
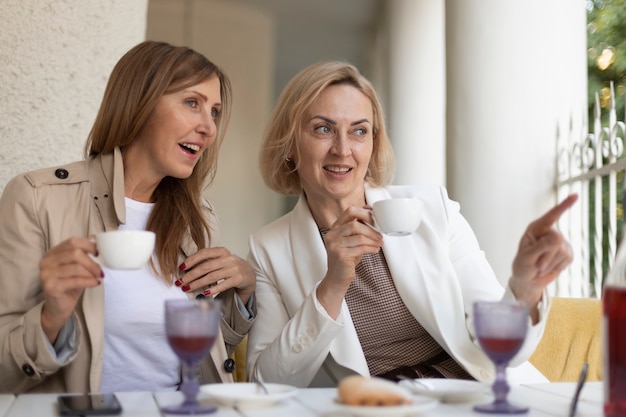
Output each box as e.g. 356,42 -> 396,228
0,0 -> 148,192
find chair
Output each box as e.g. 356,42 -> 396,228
529,297 -> 602,382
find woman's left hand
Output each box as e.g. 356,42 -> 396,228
509,194 -> 578,322
177,247 -> 256,304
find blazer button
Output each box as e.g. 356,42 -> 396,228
223,358 -> 236,373
22,364 -> 35,377
54,168 -> 69,179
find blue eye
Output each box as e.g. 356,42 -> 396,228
314,126 -> 331,135
185,99 -> 198,108
355,128 -> 367,136
211,108 -> 220,118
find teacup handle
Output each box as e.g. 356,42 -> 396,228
362,218 -> 384,234
87,253 -> 104,268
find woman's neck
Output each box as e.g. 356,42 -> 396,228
304,191 -> 366,230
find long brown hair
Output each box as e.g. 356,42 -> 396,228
85,41 -> 232,283
259,61 -> 395,195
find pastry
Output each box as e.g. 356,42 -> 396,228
337,375 -> 413,406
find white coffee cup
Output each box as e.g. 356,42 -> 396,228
95,230 -> 156,269
372,198 -> 424,236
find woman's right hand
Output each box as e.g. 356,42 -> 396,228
316,206 -> 383,318
39,237 -> 102,344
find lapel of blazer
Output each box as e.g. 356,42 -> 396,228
83,151 -> 124,392
364,185 -> 487,374
288,195 -> 370,374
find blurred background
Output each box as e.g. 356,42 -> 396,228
2,0 -> 622,295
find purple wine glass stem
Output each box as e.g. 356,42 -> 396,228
492,363 -> 510,403
180,361 -> 200,406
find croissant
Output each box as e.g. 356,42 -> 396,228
337,375 -> 413,406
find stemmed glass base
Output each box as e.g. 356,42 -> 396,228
474,401 -> 529,414
161,402 -> 216,415
473,363 -> 528,414
161,363 -> 216,415
474,400 -> 528,414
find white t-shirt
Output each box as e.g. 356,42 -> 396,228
100,198 -> 187,393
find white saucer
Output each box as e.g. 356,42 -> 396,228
398,378 -> 490,403
200,382 -> 297,407
333,396 -> 438,416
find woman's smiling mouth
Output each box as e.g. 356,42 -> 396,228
324,166 -> 351,174
179,142 -> 200,155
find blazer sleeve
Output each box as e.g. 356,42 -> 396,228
0,175 -> 81,393
246,232 -> 346,388
216,289 -> 255,356
438,186 -> 549,367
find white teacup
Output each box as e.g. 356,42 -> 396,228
372,198 -> 424,236
95,230 -> 155,270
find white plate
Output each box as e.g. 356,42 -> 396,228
333,396 -> 438,416
398,378 -> 489,403
200,382 -> 297,407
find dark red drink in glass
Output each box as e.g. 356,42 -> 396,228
478,337 -> 525,365
604,285 -> 626,417
168,335 -> 215,364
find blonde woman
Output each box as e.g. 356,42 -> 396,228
247,61 -> 576,387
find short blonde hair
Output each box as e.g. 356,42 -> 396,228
260,61 -> 395,195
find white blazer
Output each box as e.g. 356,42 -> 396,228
247,184 -> 550,387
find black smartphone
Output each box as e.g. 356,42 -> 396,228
57,393 -> 122,416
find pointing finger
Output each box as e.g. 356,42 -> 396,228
528,194 -> 578,236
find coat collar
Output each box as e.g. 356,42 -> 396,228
87,147 -> 126,230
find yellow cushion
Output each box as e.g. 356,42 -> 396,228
529,297 -> 602,382
231,334 -> 248,382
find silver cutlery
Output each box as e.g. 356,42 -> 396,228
250,375 -> 270,395
397,375 -> 433,391
569,362 -> 588,417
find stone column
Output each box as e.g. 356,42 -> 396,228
445,0 -> 587,285
386,0 -> 446,186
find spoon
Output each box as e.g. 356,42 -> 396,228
250,375 -> 270,395
397,375 -> 432,390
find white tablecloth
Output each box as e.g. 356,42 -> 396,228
2,382 -> 604,417
0,395 -> 14,417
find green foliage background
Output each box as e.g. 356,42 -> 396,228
587,0 -> 626,118
586,0 -> 626,289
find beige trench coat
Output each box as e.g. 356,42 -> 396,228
0,148 -> 253,393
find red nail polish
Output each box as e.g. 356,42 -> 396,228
203,289 -> 211,296
179,263 -> 186,271
175,280 -> 182,287
100,271 -> 104,278
181,285 -> 190,292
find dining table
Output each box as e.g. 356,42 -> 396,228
0,381 -> 604,417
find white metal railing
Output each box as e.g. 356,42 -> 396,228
555,83 -> 626,298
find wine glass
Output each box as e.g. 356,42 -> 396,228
161,298 -> 222,415
473,300 -> 529,414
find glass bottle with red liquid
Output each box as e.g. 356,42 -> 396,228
603,239 -> 626,417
